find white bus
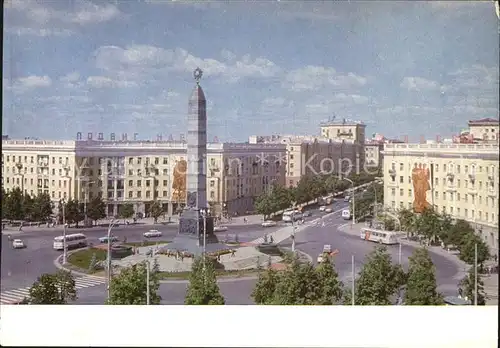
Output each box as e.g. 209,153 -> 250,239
53,233 -> 88,250
360,228 -> 398,245
282,210 -> 302,222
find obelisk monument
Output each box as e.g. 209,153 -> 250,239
166,68 -> 224,254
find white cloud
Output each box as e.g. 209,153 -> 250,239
262,97 -> 286,108
220,49 -> 237,62
86,76 -> 137,89
400,77 -> 440,92
6,0 -> 121,37
5,27 -> 74,37
10,75 -> 52,92
60,72 -> 81,83
283,65 -> 368,92
93,45 -> 281,83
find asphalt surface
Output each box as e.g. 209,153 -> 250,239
67,201 -> 462,305
0,222 -> 280,292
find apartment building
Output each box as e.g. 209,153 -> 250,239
382,141 -> 499,251
320,119 -> 366,145
249,134 -> 364,187
467,118 -> 499,143
365,134 -> 406,168
1,139 -> 286,217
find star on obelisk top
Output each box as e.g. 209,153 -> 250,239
193,67 -> 203,85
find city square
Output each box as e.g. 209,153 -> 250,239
1,1 -> 499,346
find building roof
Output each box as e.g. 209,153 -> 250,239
468,118 -> 499,125
319,118 -> 366,127
189,83 -> 206,103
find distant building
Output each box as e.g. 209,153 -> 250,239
319,118 -> 366,145
364,134 -> 404,168
249,134 -> 363,187
1,138 -> 286,217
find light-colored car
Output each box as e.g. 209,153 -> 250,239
262,221 -> 277,227
319,206 -> 326,211
302,211 -> 312,217
99,236 -> 118,243
317,253 -> 325,263
214,225 -> 228,232
12,239 -> 25,249
325,208 -> 333,213
344,196 -> 351,202
143,229 -> 162,238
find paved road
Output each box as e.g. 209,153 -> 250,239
65,201 -> 462,305
0,221 -> 283,293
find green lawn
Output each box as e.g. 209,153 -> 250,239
67,248 -> 107,273
123,241 -> 171,247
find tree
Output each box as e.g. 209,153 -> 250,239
446,219 -> 474,248
416,208 -> 442,243
22,193 -> 34,221
251,264 -> 281,304
398,208 -> 417,237
31,193 -> 54,221
28,270 -> 77,304
148,201 -> 164,224
119,203 -> 135,222
459,236 -> 490,270
254,192 -> 275,219
185,257 -> 225,305
354,246 -> 405,305
4,187 -> 24,220
459,267 -> 486,305
64,199 -> 84,226
107,260 -> 161,305
87,196 -> 106,225
1,188 -> 7,219
314,255 -> 344,304
271,257 -> 320,305
404,248 -> 443,305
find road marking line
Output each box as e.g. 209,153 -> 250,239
7,289 -> 29,296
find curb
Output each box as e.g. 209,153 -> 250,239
54,248 -> 102,278
337,223 -> 469,280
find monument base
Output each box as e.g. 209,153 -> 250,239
163,208 -> 228,255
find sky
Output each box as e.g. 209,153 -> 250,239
3,0 -> 499,142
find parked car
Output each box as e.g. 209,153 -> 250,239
98,236 -> 119,243
214,225 -> 228,232
12,239 -> 26,249
302,211 -> 312,217
319,206 -> 326,212
262,221 -> 277,227
344,196 -> 351,202
324,208 -> 333,213
143,229 -> 162,238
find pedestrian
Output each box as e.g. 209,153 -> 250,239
270,235 -> 274,244
243,217 -> 247,223
494,254 -> 497,263
231,249 -> 235,257
180,253 -> 184,262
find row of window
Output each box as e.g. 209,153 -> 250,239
392,174 -> 495,189
390,200 -> 497,223
390,188 -> 497,208
3,155 -> 69,165
391,162 -> 496,175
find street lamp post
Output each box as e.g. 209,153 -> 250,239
343,178 -> 355,226
291,201 -> 296,252
82,180 -> 95,227
16,163 -> 25,195
60,199 -> 68,264
106,219 -> 117,301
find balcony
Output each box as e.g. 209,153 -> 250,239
387,180 -> 398,188
488,175 -> 495,182
446,184 -> 457,192
388,168 -> 396,178
446,172 -> 454,182
468,186 -> 478,195
487,187 -> 497,197
37,161 -> 49,167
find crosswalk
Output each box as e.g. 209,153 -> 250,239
1,275 -> 107,304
